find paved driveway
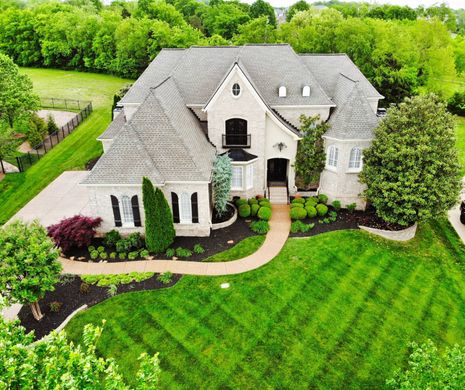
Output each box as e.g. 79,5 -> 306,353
7,171 -> 91,227
448,178 -> 465,244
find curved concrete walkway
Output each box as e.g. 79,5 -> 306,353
60,205 -> 290,276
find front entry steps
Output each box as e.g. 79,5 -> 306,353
268,186 -> 288,205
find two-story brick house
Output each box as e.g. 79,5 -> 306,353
82,44 -> 383,236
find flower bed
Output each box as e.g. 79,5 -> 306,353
288,195 -> 408,238
64,217 -> 257,263
18,273 -> 181,340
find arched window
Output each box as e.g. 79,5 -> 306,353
225,118 -> 248,147
327,145 -> 339,168
191,192 -> 199,223
348,147 -> 362,170
171,192 -> 180,223
180,192 -> 192,224
121,195 -> 134,226
302,85 -> 310,97
232,83 -> 241,97
279,86 -> 287,97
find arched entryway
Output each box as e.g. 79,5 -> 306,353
267,158 -> 288,186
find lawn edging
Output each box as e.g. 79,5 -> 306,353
212,202 -> 237,230
359,223 -> 417,241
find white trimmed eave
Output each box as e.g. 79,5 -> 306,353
202,64 -> 301,141
323,135 -> 373,143
230,157 -> 259,165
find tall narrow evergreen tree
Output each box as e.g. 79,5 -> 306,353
142,177 -> 175,253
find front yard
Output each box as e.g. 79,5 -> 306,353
0,68 -> 132,225
65,219 -> 465,389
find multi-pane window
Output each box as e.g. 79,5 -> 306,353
246,164 -> 254,189
121,195 -> 134,226
327,145 -> 339,168
232,166 -> 243,190
180,192 -> 192,224
349,147 -> 362,170
232,83 -> 241,96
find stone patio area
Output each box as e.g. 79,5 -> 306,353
7,171 -> 91,227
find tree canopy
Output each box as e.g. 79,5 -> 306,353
0,53 -> 39,128
387,339 -> 465,389
0,314 -> 161,389
360,94 -> 461,226
0,220 -> 62,320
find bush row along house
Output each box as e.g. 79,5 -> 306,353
82,44 -> 383,236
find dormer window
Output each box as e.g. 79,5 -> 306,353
232,83 -> 241,97
302,85 -> 310,97
279,86 -> 287,97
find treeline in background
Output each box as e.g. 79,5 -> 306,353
1,0 -> 465,104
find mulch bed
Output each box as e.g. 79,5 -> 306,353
65,217 -> 255,263
18,273 -> 182,340
289,207 -> 407,238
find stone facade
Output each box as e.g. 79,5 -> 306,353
88,182 -> 211,237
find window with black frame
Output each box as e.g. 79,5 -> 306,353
224,118 -> 249,147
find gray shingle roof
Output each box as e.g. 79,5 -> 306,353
83,77 -> 215,185
300,54 -> 383,100
97,111 -> 126,140
120,44 -> 335,107
325,74 -> 380,140
120,49 -> 185,104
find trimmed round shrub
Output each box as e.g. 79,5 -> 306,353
251,203 -> 260,217
305,205 -> 317,218
318,194 -> 328,204
316,204 -> 328,216
290,207 -> 307,220
257,206 -> 272,221
235,198 -> 247,207
238,204 -> 251,218
259,200 -> 271,208
332,200 -> 342,211
306,197 -> 318,207
248,198 -> 258,205
291,198 -> 305,204
290,203 -> 304,208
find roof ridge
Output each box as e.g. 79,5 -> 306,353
151,81 -> 211,180
338,72 -> 358,84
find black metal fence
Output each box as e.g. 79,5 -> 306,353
15,99 -> 93,173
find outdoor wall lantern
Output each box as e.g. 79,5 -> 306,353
274,142 -> 287,152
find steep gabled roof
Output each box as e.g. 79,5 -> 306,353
120,44 -> 335,107
325,74 -> 380,140
300,54 -> 383,100
83,77 -> 215,186
97,111 -> 126,140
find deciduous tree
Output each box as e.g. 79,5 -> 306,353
0,315 -> 161,389
0,54 -> 39,128
294,115 -> 327,187
387,339 -> 465,389
360,94 -> 461,226
249,0 -> 276,27
0,220 -> 62,321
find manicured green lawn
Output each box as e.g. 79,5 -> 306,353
0,68 -> 132,225
66,220 -> 465,389
456,116 -> 465,176
204,235 -> 265,262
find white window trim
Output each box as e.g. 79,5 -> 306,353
120,195 -> 135,228
326,145 -> 339,172
347,147 -> 363,173
246,163 -> 254,190
179,192 -> 192,224
231,165 -> 244,190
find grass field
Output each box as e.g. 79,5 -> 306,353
456,116 -> 465,176
66,219 -> 465,389
0,68 -> 132,225
204,235 -> 265,262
